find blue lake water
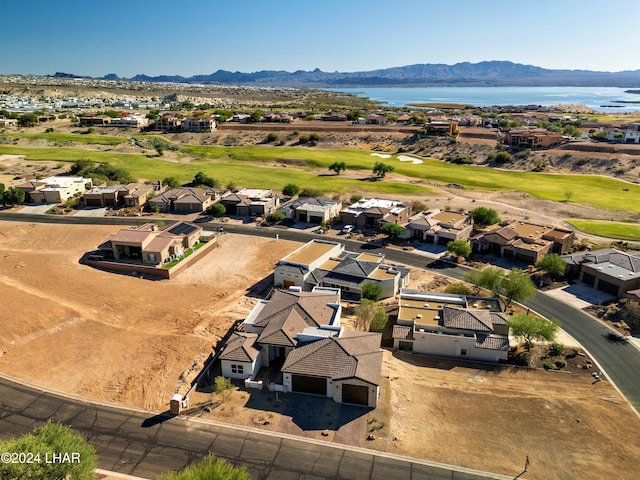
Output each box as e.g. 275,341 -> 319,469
325,86 -> 640,112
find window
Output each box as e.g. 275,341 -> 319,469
147,253 -> 156,262
460,348 -> 467,356
231,364 -> 244,375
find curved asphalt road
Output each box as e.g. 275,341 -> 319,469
0,374 -> 511,480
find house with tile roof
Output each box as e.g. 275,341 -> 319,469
274,239 -> 410,299
562,248 -> 640,297
471,220 -> 574,264
219,188 -> 279,217
339,198 -> 410,230
278,196 -> 342,224
147,187 -> 218,213
227,286 -> 383,406
392,290 -> 510,362
403,209 -> 473,244
97,221 -> 202,266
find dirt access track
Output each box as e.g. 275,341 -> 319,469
1,221 -> 639,480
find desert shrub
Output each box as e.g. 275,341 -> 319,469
548,342 -> 565,357
298,135 -> 309,144
555,359 -> 567,369
266,133 -> 278,142
543,361 -> 555,370
444,282 -> 472,295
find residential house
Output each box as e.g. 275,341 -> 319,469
423,118 -> 459,136
181,117 -> 217,133
82,183 -> 155,208
365,114 -> 387,125
109,115 -> 149,128
274,239 -> 410,299
471,220 -> 574,264
98,221 -> 202,266
278,197 -> 342,224
219,188 -> 279,217
232,287 -> 382,407
151,114 -> 182,132
79,115 -> 111,126
503,127 -> 564,149
403,210 -> 472,244
392,290 -> 510,362
320,113 -> 347,122
0,118 -> 18,127
147,187 -> 218,213
16,175 -> 93,204
232,113 -> 251,123
339,198 -> 410,230
562,248 -> 640,297
262,112 -> 293,123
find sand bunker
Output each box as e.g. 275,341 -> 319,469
371,152 -> 392,158
397,155 -> 423,164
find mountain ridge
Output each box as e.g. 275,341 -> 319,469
50,61 -> 640,87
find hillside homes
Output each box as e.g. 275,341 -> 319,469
219,287 -> 383,407
274,239 -> 410,299
502,126 -> 564,149
339,198 -> 410,230
471,220 -> 574,264
392,290 -> 510,362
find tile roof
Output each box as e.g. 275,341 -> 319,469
392,325 -> 413,340
475,334 -> 510,351
281,331 -> 382,385
253,290 -> 339,347
441,306 -> 495,332
219,333 -> 260,362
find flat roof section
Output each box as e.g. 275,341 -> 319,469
508,222 -> 549,239
433,211 -> 467,224
398,306 -> 441,326
281,240 -> 341,267
319,258 -> 341,271
369,266 -> 398,280
356,252 -> 384,263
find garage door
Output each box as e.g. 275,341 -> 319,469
341,384 -> 369,405
309,215 -> 323,224
582,272 -> 595,286
598,280 -> 619,296
292,375 -> 326,396
85,198 -> 103,207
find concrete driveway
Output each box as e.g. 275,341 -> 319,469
16,204 -> 52,214
545,283 -> 616,309
72,207 -> 108,217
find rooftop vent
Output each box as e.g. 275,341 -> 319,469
416,314 -> 422,319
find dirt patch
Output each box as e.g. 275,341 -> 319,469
0,222 -> 298,410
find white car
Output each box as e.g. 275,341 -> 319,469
342,225 -> 354,234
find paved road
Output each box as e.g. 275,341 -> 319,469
0,375 -> 511,480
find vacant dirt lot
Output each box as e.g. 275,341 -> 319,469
0,221 -> 298,410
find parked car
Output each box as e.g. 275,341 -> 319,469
342,225 -> 354,234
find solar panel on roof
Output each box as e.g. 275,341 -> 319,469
168,223 -> 197,236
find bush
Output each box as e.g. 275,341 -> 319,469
208,203 -> 226,217
214,376 -> 234,402
309,132 -> 320,142
548,342 -> 565,357
361,281 -> 383,301
266,133 -> 278,143
555,359 -> 567,369
349,194 -> 363,204
300,187 -> 321,197
268,211 -> 285,223
282,183 -> 300,196
444,282 -> 472,295
543,361 -> 555,370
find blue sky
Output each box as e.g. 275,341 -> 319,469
2,0 -> 639,77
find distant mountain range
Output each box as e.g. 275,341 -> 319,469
51,61 -> 640,87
